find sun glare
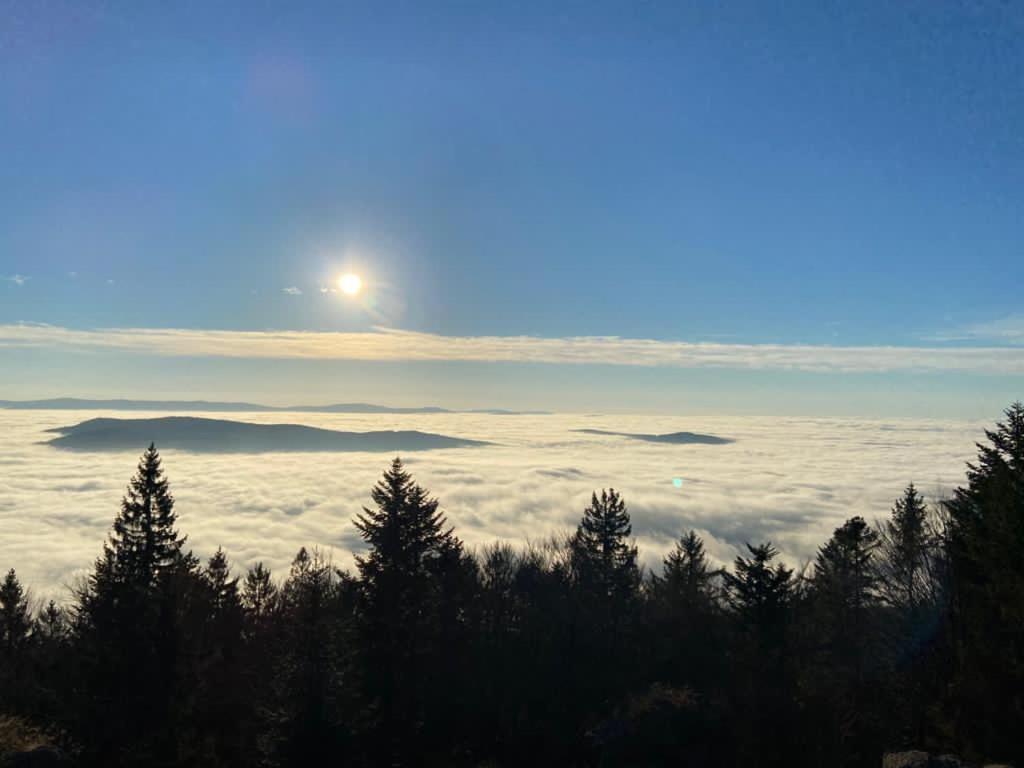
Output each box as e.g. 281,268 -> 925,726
339,273 -> 362,295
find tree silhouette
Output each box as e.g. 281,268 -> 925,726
72,444 -> 198,767
648,531 -> 722,693
570,488 -> 639,602
945,402 -> 1024,759
804,517 -> 883,765
724,543 -> 796,767
0,569 -> 31,712
353,458 -> 463,763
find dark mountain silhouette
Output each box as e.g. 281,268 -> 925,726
0,398 -> 547,415
574,428 -> 733,445
45,417 -> 490,453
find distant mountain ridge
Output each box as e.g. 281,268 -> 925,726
0,397 -> 545,415
46,416 -> 490,453
574,428 -> 733,445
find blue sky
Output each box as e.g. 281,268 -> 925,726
1,1 -> 1021,415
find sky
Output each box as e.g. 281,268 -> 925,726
1,1 -> 1022,416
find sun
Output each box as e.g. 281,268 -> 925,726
339,273 -> 362,295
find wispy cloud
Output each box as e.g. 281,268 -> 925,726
282,286 -> 302,296
0,322 -> 1023,374
3,274 -> 29,287
928,314 -> 1024,345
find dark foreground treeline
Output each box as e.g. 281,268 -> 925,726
1,405 -> 1023,767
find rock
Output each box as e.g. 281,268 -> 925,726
883,752 -> 930,768
931,756 -> 965,768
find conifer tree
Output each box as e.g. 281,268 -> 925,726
242,561 -> 278,626
569,488 -> 639,601
72,445 -> 196,767
0,568 -> 31,656
353,458 -> 465,762
204,548 -> 241,616
805,518 -> 883,762
648,531 -> 722,691
875,485 -> 946,752
97,443 -> 187,594
812,516 -> 879,619
0,568 -> 32,711
35,600 -> 67,645
264,548 -> 349,766
944,402 -> 1024,759
877,484 -> 933,613
723,542 -> 793,629
723,542 -> 795,766
655,530 -> 716,606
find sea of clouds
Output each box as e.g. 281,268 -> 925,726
0,409 -> 987,601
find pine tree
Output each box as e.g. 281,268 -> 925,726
242,561 -> 278,626
264,548 -> 349,766
656,530 -> 716,606
204,548 -> 241,616
0,568 -> 31,656
875,485 -> 947,751
569,488 -> 639,602
72,445 -> 196,767
0,568 -> 32,711
877,484 -> 933,613
35,600 -> 67,645
354,458 -> 458,593
944,402 -> 1024,759
723,542 -> 793,629
812,516 -> 879,619
98,443 -> 187,594
723,543 -> 795,767
805,518 -> 883,763
353,458 -> 465,762
648,531 -> 722,695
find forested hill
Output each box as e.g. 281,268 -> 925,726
45,416 -> 488,453
1,403 -> 1023,767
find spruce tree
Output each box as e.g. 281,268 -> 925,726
264,548 -> 349,766
99,443 -> 187,593
242,562 -> 279,629
723,542 -> 793,628
569,488 -> 639,601
72,445 -> 196,767
353,458 -> 464,762
812,516 -> 879,619
656,530 -> 715,605
723,543 -> 795,767
805,517 -> 883,763
944,402 -> 1024,759
877,484 -> 933,612
0,568 -> 32,711
876,485 -> 946,751
0,568 -> 31,656
649,531 -> 722,694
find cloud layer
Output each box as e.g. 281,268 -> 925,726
0,409 -> 984,600
1,323 -> 1023,373
929,314 -> 1024,345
